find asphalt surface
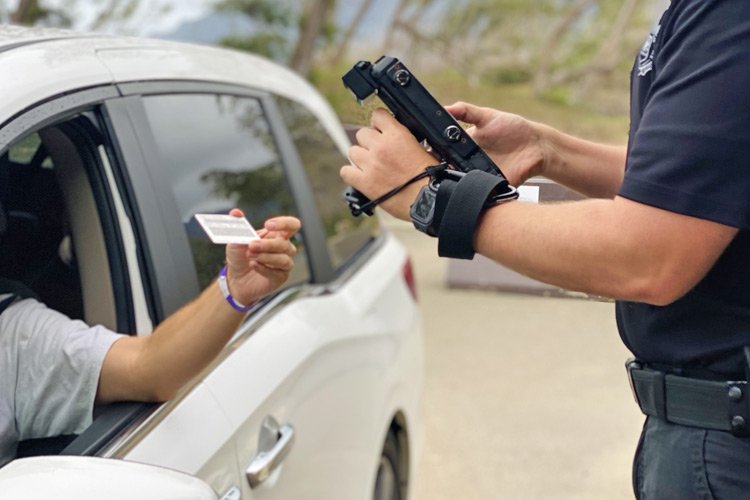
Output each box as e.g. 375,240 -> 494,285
381,214 -> 644,500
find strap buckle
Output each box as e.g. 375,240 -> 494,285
625,357 -> 667,420
625,357 -> 642,406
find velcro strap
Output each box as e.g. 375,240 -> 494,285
431,176 -> 458,236
438,170 -> 504,260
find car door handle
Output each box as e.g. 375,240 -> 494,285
246,423 -> 295,488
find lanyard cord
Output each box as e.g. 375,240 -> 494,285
354,162 -> 448,215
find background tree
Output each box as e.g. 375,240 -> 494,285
329,0 -> 375,66
216,0 -> 295,63
429,0 -> 652,108
217,0 -> 337,77
289,0 -> 335,76
533,0 -> 596,94
380,0 -> 438,60
1,0 -> 143,31
6,0 -> 69,26
0,0 -> 665,129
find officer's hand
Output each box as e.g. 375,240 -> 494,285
224,209 -> 300,306
445,102 -> 545,186
341,108 -> 436,221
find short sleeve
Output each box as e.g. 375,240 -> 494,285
3,298 -> 123,440
620,1 -> 750,229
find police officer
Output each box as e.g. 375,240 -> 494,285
340,1 -> 750,497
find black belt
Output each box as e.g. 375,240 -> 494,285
626,357 -> 750,437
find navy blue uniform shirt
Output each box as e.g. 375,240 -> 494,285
617,0 -> 750,376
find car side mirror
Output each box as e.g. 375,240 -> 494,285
0,456 -> 218,499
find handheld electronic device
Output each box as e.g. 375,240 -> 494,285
342,55 -> 517,220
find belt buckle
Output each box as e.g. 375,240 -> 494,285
625,357 -> 643,406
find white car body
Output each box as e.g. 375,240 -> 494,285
0,25 -> 423,500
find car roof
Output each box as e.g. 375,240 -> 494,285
0,24 -> 102,50
0,25 -> 349,150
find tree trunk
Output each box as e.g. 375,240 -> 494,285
290,0 -> 336,77
589,0 -> 641,72
380,0 -> 433,59
381,0 -> 410,54
330,0 -> 375,65
399,0 -> 432,60
532,0 -> 596,95
10,0 -> 37,24
573,0 -> 641,101
90,0 -> 126,31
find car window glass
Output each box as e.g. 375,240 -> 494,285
141,94 -> 309,289
0,133 -> 79,315
0,121 -> 120,327
276,97 -> 378,272
7,134 -> 52,168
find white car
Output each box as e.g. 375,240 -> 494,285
0,25 -> 423,500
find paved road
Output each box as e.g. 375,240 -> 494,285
382,215 -> 644,500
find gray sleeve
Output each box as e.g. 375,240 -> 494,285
5,298 -> 124,440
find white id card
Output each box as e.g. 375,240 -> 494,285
194,214 -> 260,244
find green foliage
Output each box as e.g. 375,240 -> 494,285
202,165 -> 294,221
427,0 -> 652,109
216,0 -> 297,62
23,1 -> 50,24
9,0 -> 70,26
217,0 -> 338,72
120,0 -> 141,20
221,33 -> 289,62
484,66 -> 532,85
217,0 -> 294,25
539,86 -> 572,107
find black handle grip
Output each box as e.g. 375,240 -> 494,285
343,186 -> 373,216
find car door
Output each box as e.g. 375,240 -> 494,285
0,93 -> 247,495
100,85 -> 411,500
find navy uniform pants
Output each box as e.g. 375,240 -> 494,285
633,417 -> 750,499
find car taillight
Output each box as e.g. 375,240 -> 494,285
402,257 -> 418,302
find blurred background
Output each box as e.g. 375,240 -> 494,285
1,0 -> 668,142
2,1 -> 664,497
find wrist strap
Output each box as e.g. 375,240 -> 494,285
218,265 -> 255,312
437,170 -> 509,260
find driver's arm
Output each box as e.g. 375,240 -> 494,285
95,214 -> 300,404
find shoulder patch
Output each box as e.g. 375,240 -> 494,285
638,24 -> 660,77
638,2 -> 671,77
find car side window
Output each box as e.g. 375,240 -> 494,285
0,133 -> 78,316
140,94 -> 310,289
275,97 -> 379,272
0,117 -> 127,332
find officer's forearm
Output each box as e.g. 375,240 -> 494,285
473,196 -> 736,305
535,122 -> 627,199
